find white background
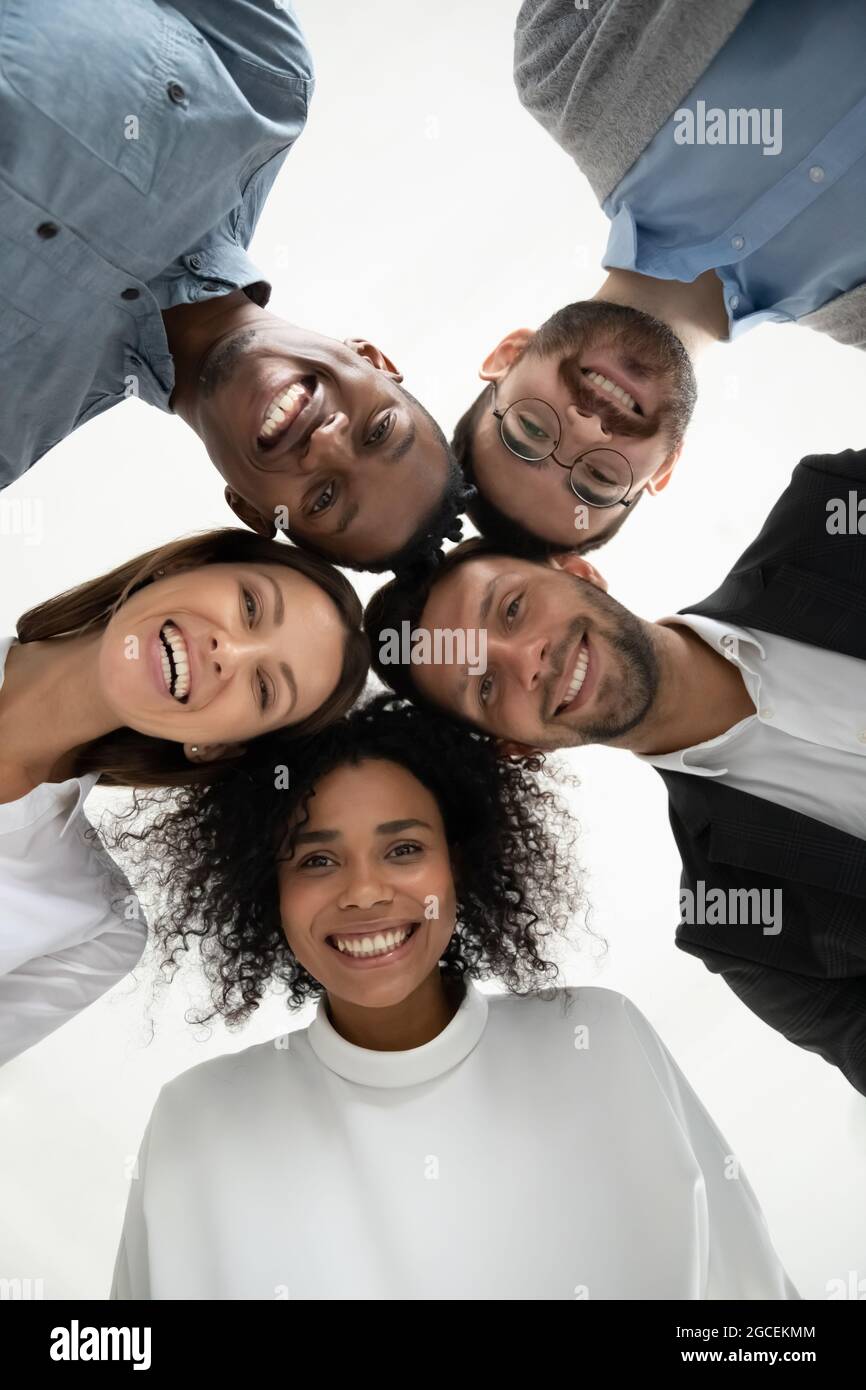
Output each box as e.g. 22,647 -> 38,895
1,0 -> 864,1300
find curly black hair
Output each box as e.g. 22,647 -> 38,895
111,694 -> 588,1027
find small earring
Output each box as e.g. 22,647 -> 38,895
190,745 -> 199,754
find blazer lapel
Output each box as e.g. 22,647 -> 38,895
685,561 -> 866,662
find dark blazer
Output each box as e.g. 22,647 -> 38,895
657,448 -> 866,1096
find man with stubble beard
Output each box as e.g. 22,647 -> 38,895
366,445 -> 866,1098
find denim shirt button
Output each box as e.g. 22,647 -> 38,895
167,80 -> 188,107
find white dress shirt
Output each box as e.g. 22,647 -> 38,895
0,636 -> 146,1065
112,981 -> 796,1301
639,614 -> 866,840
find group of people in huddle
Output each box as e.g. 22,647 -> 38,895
2,0 -> 865,1300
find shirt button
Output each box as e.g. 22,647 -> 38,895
187,253 -> 202,272
731,234 -> 745,251
760,706 -> 774,719
808,165 -> 825,183
36,221 -> 59,239
200,280 -> 220,293
729,294 -> 740,311
166,80 -> 188,106
121,287 -> 140,301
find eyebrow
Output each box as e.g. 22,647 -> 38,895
335,500 -> 360,535
280,661 -> 298,712
456,574 -> 501,701
262,571 -> 285,625
387,420 -> 417,465
292,817 -> 433,846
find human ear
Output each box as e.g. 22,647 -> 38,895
183,741 -> 248,764
645,444 -> 682,497
479,329 -> 535,381
344,338 -> 402,381
224,487 -> 277,537
547,551 -> 608,593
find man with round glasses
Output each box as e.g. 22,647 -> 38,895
453,0 -> 866,557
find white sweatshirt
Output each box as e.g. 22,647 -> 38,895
0,636 -> 146,1065
112,981 -> 797,1301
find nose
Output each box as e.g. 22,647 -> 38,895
298,410 -> 353,472
206,627 -> 268,682
562,400 -> 610,453
337,862 -> 395,912
499,632 -> 550,693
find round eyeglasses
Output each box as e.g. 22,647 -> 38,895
491,388 -> 635,508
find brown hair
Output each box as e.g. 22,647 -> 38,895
17,529 -> 370,789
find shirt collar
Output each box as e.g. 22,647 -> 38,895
307,978 -> 489,1088
635,614 -> 762,774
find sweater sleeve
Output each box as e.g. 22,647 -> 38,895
513,0 -> 755,202
0,821 -> 147,1066
111,1118 -> 154,1300
0,912 -> 146,1066
619,995 -> 799,1300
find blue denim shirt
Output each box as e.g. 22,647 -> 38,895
601,0 -> 866,340
0,0 -> 313,488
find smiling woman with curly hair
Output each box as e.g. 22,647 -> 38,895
111,696 -> 795,1302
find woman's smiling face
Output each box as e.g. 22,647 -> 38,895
97,561 -> 346,748
277,758 -> 458,1010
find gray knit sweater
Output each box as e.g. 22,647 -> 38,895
514,0 -> 866,350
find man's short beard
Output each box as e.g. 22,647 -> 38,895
561,578 -> 660,746
525,299 -> 698,446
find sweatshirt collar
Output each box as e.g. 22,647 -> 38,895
307,978 -> 489,1088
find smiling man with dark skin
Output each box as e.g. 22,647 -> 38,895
0,0 -> 465,573
366,446 -> 866,1096
165,290 -> 462,571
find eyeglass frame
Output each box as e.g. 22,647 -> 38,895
490,381 -> 637,509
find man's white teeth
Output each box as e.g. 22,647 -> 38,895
333,925 -> 412,958
160,620 -> 190,700
560,645 -> 589,710
583,369 -> 638,413
260,381 -> 307,440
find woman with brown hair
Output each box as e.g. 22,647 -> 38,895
0,528 -> 369,1065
